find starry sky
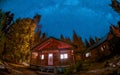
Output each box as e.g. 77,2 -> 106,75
0,0 -> 120,40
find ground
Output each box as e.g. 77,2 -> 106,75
0,63 -> 39,75
0,55 -> 120,75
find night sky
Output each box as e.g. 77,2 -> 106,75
0,0 -> 120,40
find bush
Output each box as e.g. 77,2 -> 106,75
64,61 -> 84,75
64,68 -> 72,75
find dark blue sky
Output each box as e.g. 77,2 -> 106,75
0,0 -> 120,40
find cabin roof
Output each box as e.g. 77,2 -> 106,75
31,37 -> 74,51
87,34 -> 108,50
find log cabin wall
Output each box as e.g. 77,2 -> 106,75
37,49 -> 74,66
84,40 -> 111,60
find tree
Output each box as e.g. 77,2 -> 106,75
72,31 -> 86,62
5,17 -> 36,63
89,37 -> 95,46
0,10 -> 14,57
34,30 -> 41,46
95,36 -> 100,43
60,34 -> 65,41
33,14 -> 42,31
64,37 -> 71,44
72,31 -> 85,53
108,0 -> 120,55
84,39 -> 90,48
110,0 -> 120,13
73,31 -> 78,44
41,32 -> 47,41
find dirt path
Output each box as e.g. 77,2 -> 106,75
0,63 -> 40,75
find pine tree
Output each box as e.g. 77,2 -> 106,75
110,0 -> 120,13
72,31 -> 85,53
65,37 -> 71,44
84,39 -> 90,48
117,21 -> 120,28
60,34 -> 65,41
0,10 -> 14,57
73,31 -> 78,44
41,32 -> 47,41
89,37 -> 95,46
108,0 -> 120,55
95,36 -> 100,43
34,30 -> 41,46
33,14 -> 42,31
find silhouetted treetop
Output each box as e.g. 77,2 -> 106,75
89,37 -> 95,45
110,0 -> 120,13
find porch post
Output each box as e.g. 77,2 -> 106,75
59,49 -> 61,66
73,50 -> 76,64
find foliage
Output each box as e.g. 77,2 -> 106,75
89,37 -> 95,46
5,18 -> 36,63
95,36 -> 100,43
34,30 -> 41,46
72,31 -> 86,53
64,60 -> 83,75
109,0 -> 120,56
64,67 -> 72,75
0,10 -> 14,57
84,39 -> 90,48
33,30 -> 47,46
110,0 -> 120,13
60,34 -> 65,41
109,37 -> 120,55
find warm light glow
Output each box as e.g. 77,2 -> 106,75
85,52 -> 91,57
101,47 -> 104,51
64,54 -> 68,59
60,54 -> 64,59
48,53 -> 53,65
41,54 -> 44,60
103,45 -> 106,48
32,52 -> 38,58
49,54 -> 53,57
60,54 -> 68,59
72,50 -> 73,53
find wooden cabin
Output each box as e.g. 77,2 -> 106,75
84,25 -> 120,61
84,35 -> 111,61
30,37 -> 75,71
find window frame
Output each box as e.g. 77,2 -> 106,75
60,53 -> 68,59
41,54 -> 44,60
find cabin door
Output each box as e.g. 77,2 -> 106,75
48,53 -> 53,65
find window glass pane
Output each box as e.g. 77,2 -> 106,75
64,54 -> 68,59
101,47 -> 104,51
60,54 -> 64,59
85,52 -> 90,57
41,54 -> 44,60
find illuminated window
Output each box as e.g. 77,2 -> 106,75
85,52 -> 91,57
60,54 -> 68,59
60,54 -> 64,59
49,54 -> 53,57
101,47 -> 104,51
32,52 -> 38,58
103,45 -> 106,48
41,54 -> 44,60
64,54 -> 68,59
